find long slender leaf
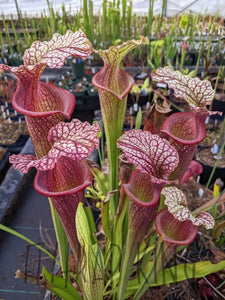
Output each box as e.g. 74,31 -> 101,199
49,198 -> 68,280
76,203 -> 104,300
0,224 -> 60,264
42,267 -> 82,300
126,259 -> 225,299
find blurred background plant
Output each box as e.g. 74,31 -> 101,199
0,0 -> 224,68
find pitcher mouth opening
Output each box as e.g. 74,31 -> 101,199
161,112 -> 206,145
34,158 -> 92,197
92,67 -> 134,101
12,81 -> 75,120
155,209 -> 198,245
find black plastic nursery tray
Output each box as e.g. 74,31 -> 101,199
127,93 -> 152,107
73,92 -> 152,114
0,134 -> 30,152
0,137 -> 34,223
75,94 -> 100,111
0,136 -> 57,300
0,135 -> 30,184
0,149 -> 10,184
0,168 -> 56,300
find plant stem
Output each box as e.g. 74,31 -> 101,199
133,238 -> 176,300
205,138 -> 225,191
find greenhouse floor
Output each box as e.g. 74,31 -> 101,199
0,167 -> 56,300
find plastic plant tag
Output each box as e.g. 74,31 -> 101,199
205,116 -> 210,124
136,72 -> 148,79
211,144 -> 218,154
146,101 -> 150,109
129,106 -> 133,115
156,82 -> 167,89
133,103 -> 138,111
198,188 -> 204,197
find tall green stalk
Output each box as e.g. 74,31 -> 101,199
30,18 -> 38,47
207,18 -> 215,58
2,14 -> 13,55
0,30 -> 5,56
127,2 -> 132,40
194,43 -> 204,77
89,0 -> 94,44
209,65 -> 224,111
133,12 -> 137,38
83,0 -> 88,32
47,0 -> 56,37
146,0 -> 154,36
157,0 -> 165,33
102,0 -> 107,48
122,0 -> 127,39
108,5 -> 112,43
21,14 -> 32,48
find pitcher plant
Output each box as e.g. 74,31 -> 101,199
2,30 -> 225,300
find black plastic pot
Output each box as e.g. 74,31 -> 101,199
85,198 -> 101,225
0,134 -> 29,152
196,149 -> 225,187
198,162 -> 225,186
127,93 -> 153,107
72,88 -> 87,97
87,85 -> 98,97
71,60 -> 86,80
211,93 -> 225,115
0,149 -> 10,184
73,95 -> 100,112
216,58 -> 225,65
